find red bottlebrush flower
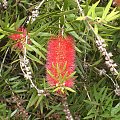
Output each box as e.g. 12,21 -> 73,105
113,0 -> 120,6
8,27 -> 30,49
9,27 -> 27,40
46,35 -> 75,91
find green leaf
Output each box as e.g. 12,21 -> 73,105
75,46 -> 82,53
27,52 -> 44,65
84,100 -> 99,106
62,72 -> 68,82
35,95 -> 44,109
45,109 -> 56,118
26,92 -> 39,109
53,87 -> 61,92
64,0 -> 69,10
26,44 -> 46,59
64,87 -> 76,93
40,101 -> 43,114
33,32 -> 51,37
0,28 -> 9,35
0,35 -> 5,39
94,24 -> 98,34
100,87 -> 108,103
30,23 -> 50,36
47,69 -> 57,80
102,0 -> 113,19
14,90 -> 27,93
5,11 -> 9,27
65,23 -> 87,44
9,76 -> 20,81
56,63 -> 61,75
62,62 -> 67,72
66,71 -> 76,80
111,103 -> 120,116
14,17 -> 26,29
0,104 -> 6,109
107,14 -> 120,22
91,59 -> 102,67
45,104 -> 61,118
87,1 -> 100,19
100,113 -> 111,118
10,109 -> 18,118
87,106 -> 96,115
105,8 -> 120,22
30,38 -> 47,52
84,114 -> 95,119
76,16 -> 87,21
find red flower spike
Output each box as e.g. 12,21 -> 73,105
113,0 -> 120,6
46,35 -> 75,90
9,27 -> 27,40
8,27 -> 30,49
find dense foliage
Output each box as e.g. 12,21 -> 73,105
0,0 -> 120,119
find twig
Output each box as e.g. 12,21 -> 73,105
26,0 -> 46,24
19,35 -> 45,96
0,47 -> 9,76
2,0 -> 7,9
76,0 -> 84,16
62,96 -> 74,120
94,67 -> 120,96
59,2 -> 65,36
35,0 -> 46,9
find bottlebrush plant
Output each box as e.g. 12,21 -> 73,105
1,0 -> 120,119
46,35 -> 76,93
8,27 -> 30,50
113,0 -> 120,6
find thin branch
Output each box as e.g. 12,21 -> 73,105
0,47 -> 9,76
19,35 -> 46,96
2,0 -> 7,9
62,96 -> 74,120
94,67 -> 120,96
26,0 -> 46,24
83,84 -> 91,101
35,0 -> 46,9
